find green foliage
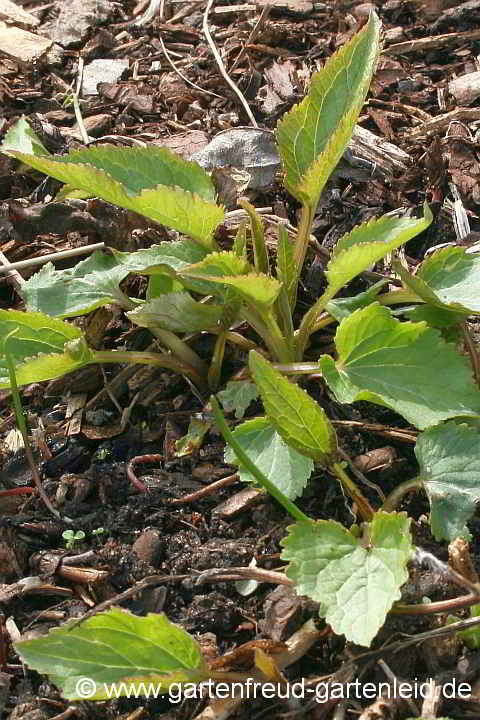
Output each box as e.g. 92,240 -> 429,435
320,304 -> 480,430
396,245 -> 480,315
0,310 -> 94,387
22,242 -> 207,318
14,608 -> 208,700
62,529 -> 85,549
174,416 -> 212,457
415,421 -> 480,541
225,416 -> 314,500
2,137 -> 223,247
128,293 -> 224,333
249,350 -> 337,464
281,512 -> 413,646
217,380 -> 259,419
276,12 -> 380,207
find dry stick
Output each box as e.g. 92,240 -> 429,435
203,0 -> 258,126
0,243 -> 105,274
73,57 -> 90,146
0,250 -> 25,292
156,0 -> 223,99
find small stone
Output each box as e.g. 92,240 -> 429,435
82,58 -> 129,96
44,0 -> 112,48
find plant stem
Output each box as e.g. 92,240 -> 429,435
242,307 -> 293,363
208,331 -> 226,391
332,462 -> 374,521
3,332 -> 63,521
92,350 -> 207,392
211,396 -> 311,524
377,289 -> 424,306
393,593 -> 480,615
382,476 -> 423,512
293,204 -> 315,286
150,327 -> 208,378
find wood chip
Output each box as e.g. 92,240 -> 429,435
386,28 -> 480,55
0,0 -> 39,27
449,71 -> 480,105
407,107 -> 480,138
0,22 -> 52,64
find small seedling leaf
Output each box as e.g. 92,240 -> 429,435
276,224 -> 296,309
175,416 -> 211,457
128,293 -> 224,333
15,607 -> 208,701
281,511 -> 412,646
225,417 -> 314,500
249,350 -> 337,463
217,380 -> 259,419
276,13 -> 380,205
415,421 -> 480,541
320,304 -> 480,429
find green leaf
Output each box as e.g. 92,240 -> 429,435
15,608 -> 208,701
22,242 -> 207,318
276,12 -> 380,206
320,304 -> 480,430
175,417 -> 212,457
128,293 -> 224,333
324,206 -> 433,303
397,246 -> 480,315
450,603 -> 480,649
276,224 -> 296,309
281,511 -> 412,646
0,310 -> 94,387
415,421 -> 480,541
217,380 -> 259,419
326,279 -> 388,322
249,350 -> 337,463
225,417 -> 314,500
2,139 -> 223,246
2,115 -> 49,156
180,252 -> 281,308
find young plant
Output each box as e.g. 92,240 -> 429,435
0,12 -> 432,394
62,529 -> 85,550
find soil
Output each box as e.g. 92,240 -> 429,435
2,0 -> 480,718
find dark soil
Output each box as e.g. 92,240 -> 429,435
2,0 -> 480,718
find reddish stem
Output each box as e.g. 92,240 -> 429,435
0,487 -> 34,497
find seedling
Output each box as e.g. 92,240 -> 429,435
62,529 -> 85,549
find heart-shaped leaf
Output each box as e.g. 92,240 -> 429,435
320,304 -> 480,429
281,511 -> 412,646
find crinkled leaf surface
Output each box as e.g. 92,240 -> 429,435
320,304 -> 480,429
415,421 -> 480,541
276,13 -> 380,205
225,417 -> 314,500
2,135 -> 223,246
22,242 -> 206,317
281,511 -> 412,646
0,310 -> 93,387
217,380 -> 259,419
249,350 -> 337,463
180,251 -> 253,299
15,607 -> 207,701
398,246 -> 480,315
324,206 -> 432,303
128,293 -> 223,333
